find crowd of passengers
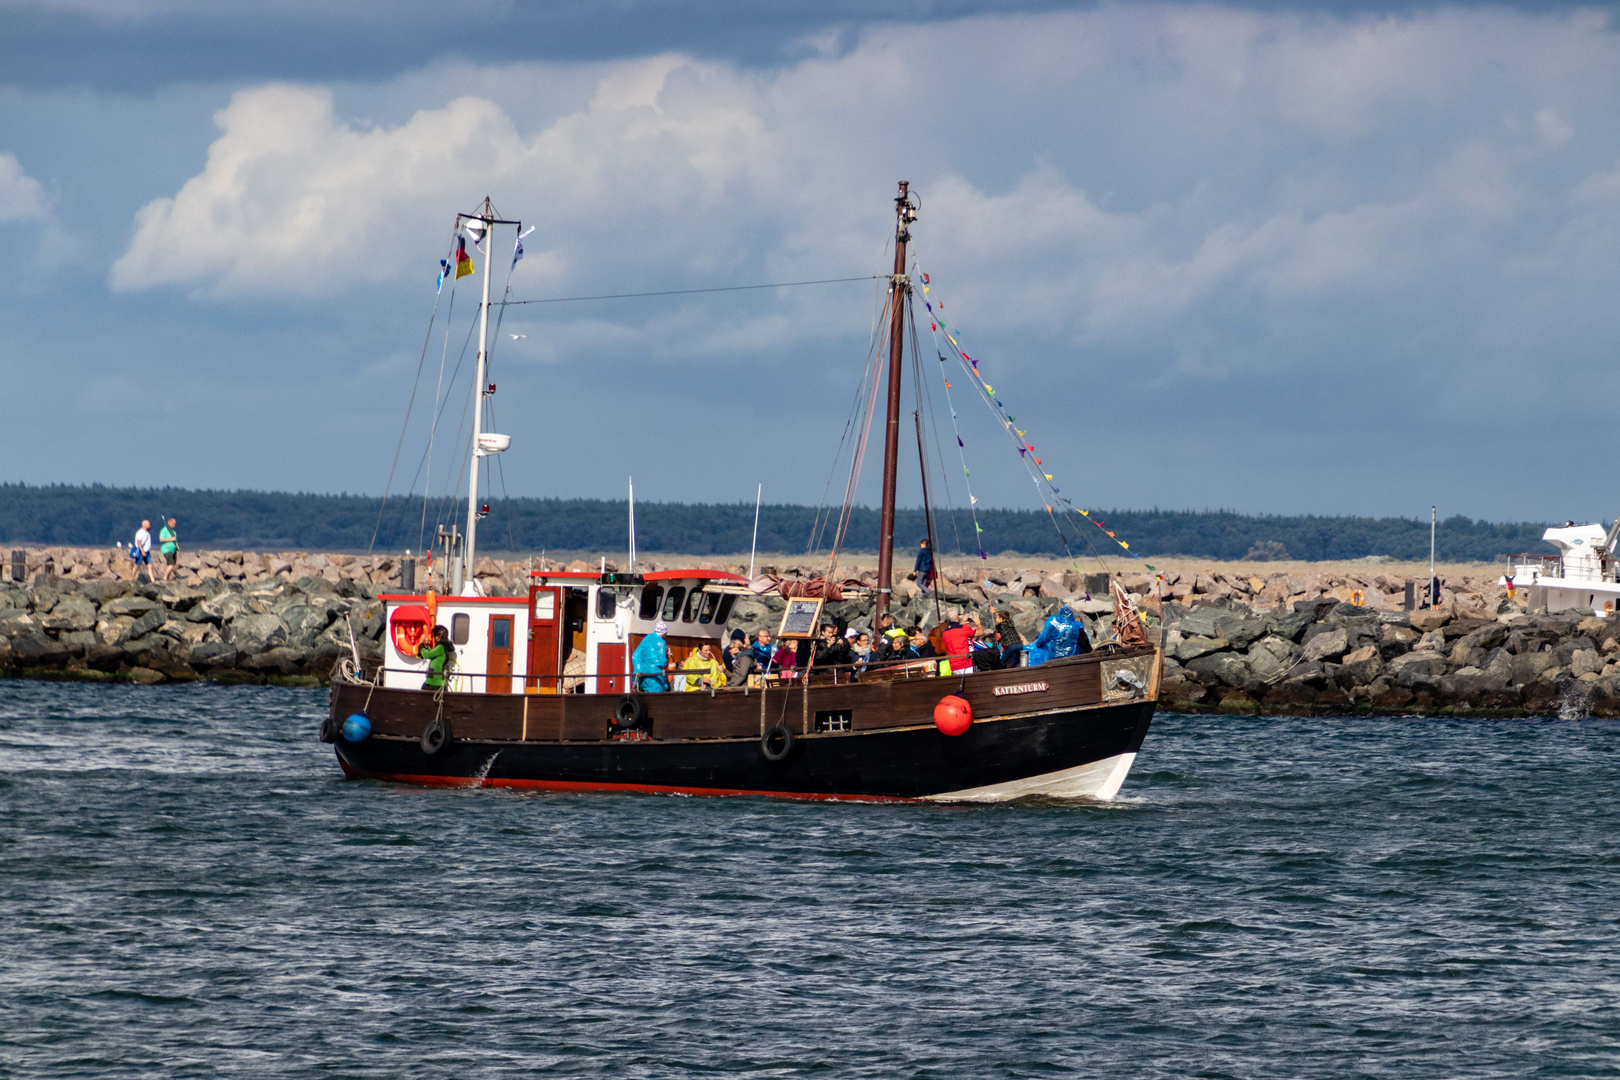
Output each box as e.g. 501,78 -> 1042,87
626,604 -> 1094,693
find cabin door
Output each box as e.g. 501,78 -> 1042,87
528,586 -> 563,694
487,615 -> 514,694
596,643 -> 626,695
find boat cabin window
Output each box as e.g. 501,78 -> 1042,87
662,587 -> 686,622
451,613 -> 470,645
682,588 -> 704,623
638,586 -> 664,620
716,594 -> 736,625
699,592 -> 720,624
596,588 -> 617,620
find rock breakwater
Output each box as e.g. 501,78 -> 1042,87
5,545 -> 1605,716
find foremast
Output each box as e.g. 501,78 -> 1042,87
453,197 -> 520,595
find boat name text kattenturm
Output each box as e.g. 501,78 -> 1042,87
993,681 -> 1050,697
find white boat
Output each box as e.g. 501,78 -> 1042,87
1503,519 -> 1620,616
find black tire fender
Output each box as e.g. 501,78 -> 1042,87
421,717 -> 450,756
318,715 -> 339,744
614,694 -> 647,729
761,723 -> 795,762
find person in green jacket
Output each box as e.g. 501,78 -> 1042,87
418,625 -> 453,690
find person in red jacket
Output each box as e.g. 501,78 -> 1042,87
940,613 -> 977,675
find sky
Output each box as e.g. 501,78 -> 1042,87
3,0 -> 1620,527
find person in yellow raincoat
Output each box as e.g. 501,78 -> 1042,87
682,642 -> 727,691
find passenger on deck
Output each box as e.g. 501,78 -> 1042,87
1027,606 -> 1091,667
561,647 -> 587,692
851,631 -> 873,676
683,642 -> 727,691
995,609 -> 1025,668
907,627 -> 937,660
940,614 -> 976,675
813,623 -> 853,669
750,629 -> 778,675
418,625 -> 453,691
632,620 -> 673,692
724,631 -> 753,682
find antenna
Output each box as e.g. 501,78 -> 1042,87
749,483 -> 762,580
628,476 -> 637,571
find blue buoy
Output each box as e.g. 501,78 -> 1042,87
342,713 -> 372,742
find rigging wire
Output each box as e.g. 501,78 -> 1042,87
367,222 -> 462,555
805,274 -> 892,561
501,275 -> 881,307
919,269 -> 1117,577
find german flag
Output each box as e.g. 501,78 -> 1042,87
455,236 -> 474,279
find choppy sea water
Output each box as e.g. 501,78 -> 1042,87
1,683 -> 1617,1078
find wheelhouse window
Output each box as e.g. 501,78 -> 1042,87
699,592 -> 720,624
661,586 -> 686,622
716,594 -> 736,624
683,588 -> 704,623
638,585 -> 664,621
596,588 -> 618,620
451,612 -> 470,645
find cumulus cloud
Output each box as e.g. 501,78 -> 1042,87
0,153 -> 49,223
107,5 -> 1620,420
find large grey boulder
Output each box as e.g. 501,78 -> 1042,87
104,594 -> 162,617
227,613 -> 290,652
127,606 -> 166,640
1176,607 -> 1224,639
95,615 -> 135,645
1571,649 -> 1605,678
1186,652 -> 1250,687
1301,627 -> 1351,664
41,596 -> 98,633
1389,651 -> 1448,689
156,583 -> 207,612
80,580 -> 131,605
10,633 -> 71,665
122,633 -> 172,656
1509,651 -> 1558,686
0,609 -> 39,637
1213,613 -> 1269,650
1174,635 -> 1228,662
186,642 -> 238,668
280,604 -> 335,647
241,645 -> 311,674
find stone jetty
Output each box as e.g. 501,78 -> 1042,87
3,545 -> 1613,717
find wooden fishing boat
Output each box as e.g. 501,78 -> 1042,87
325,186 -> 1163,801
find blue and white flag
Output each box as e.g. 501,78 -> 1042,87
513,226 -> 535,268
436,258 -> 449,293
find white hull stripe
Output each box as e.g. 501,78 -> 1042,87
923,752 -> 1137,803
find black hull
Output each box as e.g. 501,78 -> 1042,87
329,698 -> 1155,802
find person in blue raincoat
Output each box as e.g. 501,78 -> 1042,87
1027,606 -> 1091,666
633,620 -> 673,692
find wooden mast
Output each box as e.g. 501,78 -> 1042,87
875,181 -> 915,618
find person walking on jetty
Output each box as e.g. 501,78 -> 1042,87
913,538 -> 936,593
130,520 -> 153,582
157,517 -> 179,581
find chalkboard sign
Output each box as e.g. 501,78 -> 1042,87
777,597 -> 825,640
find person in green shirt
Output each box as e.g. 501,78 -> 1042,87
157,517 -> 179,581
417,625 -> 453,691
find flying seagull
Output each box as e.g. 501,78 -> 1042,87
509,333 -> 526,340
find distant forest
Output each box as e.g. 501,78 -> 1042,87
0,483 -> 1561,562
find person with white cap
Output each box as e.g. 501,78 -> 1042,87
631,619 -> 673,692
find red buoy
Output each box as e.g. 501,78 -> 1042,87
934,693 -> 973,736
